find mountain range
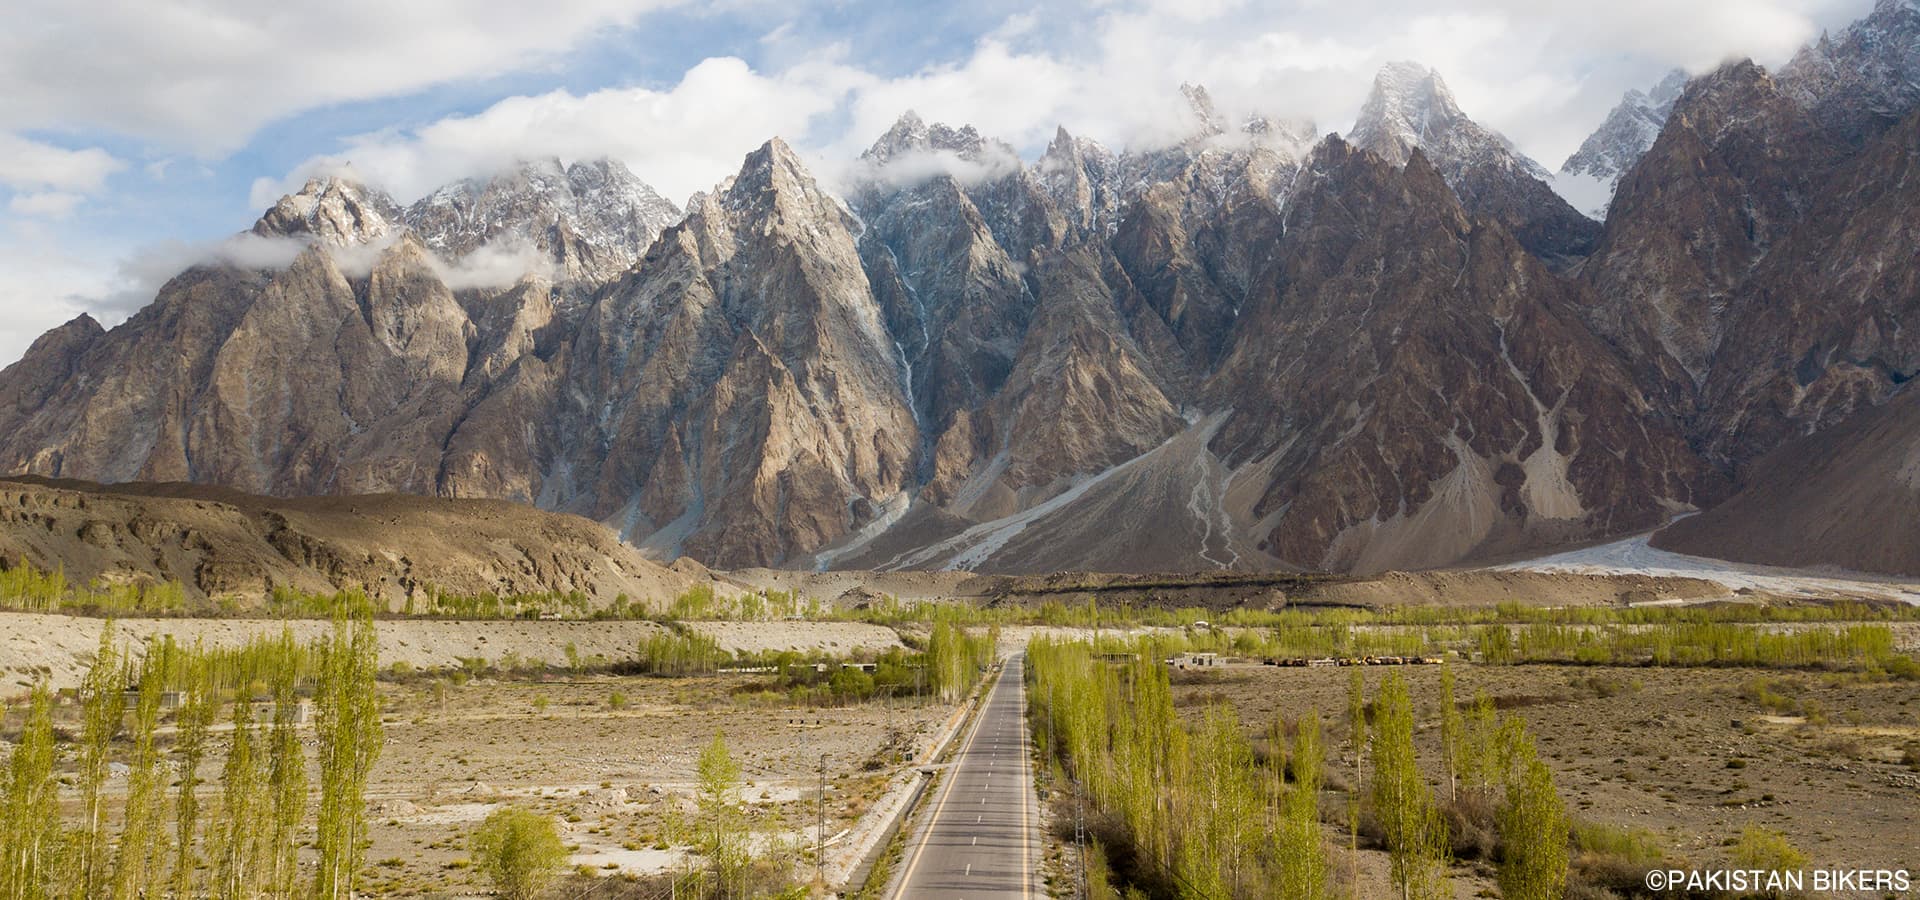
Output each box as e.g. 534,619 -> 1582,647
3,0 -> 1917,576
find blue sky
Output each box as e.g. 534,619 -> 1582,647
0,0 -> 1880,365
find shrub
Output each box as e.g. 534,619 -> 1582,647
1731,825 -> 1808,874
471,807 -> 567,900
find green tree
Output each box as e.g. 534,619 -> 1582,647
1437,664 -> 1462,804
1344,667 -> 1367,900
315,614 -> 383,900
114,641 -> 176,900
1496,733 -> 1567,900
471,807 -> 567,900
1276,710 -> 1329,900
1369,673 -> 1449,900
1732,825 -> 1809,890
265,632 -> 309,898
75,626 -> 125,899
1459,689 -> 1500,796
211,697 -> 266,899
1,684 -> 60,900
696,731 -> 749,893
171,655 -> 218,898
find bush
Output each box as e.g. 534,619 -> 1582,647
1731,825 -> 1808,874
471,807 -> 567,900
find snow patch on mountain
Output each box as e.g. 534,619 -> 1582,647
1553,69 -> 1687,217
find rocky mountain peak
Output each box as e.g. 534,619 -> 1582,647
861,111 -> 1013,169
1348,62 -> 1597,266
1180,82 -> 1227,136
250,174 -> 403,247
709,138 -> 866,247
1779,0 -> 1920,132
401,155 -> 679,286
1349,61 -> 1544,177
1555,68 -> 1691,216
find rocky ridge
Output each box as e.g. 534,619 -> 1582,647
3,4 -> 1919,576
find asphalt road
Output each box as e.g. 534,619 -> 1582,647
888,654 -> 1039,899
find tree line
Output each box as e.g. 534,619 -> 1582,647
1026,637 -> 1571,899
0,615 -> 383,899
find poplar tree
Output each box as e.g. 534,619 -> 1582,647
315,614 -> 382,900
266,634 -> 309,898
114,641 -> 175,900
696,731 -> 749,892
1276,710 -> 1329,900
1,684 -> 59,900
1460,689 -> 1499,796
1369,673 -> 1449,900
1437,664 -> 1462,804
1345,667 -> 1367,900
75,627 -> 124,898
171,653 -> 217,898
212,698 -> 265,899
1497,733 -> 1568,900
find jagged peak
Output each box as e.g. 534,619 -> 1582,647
861,111 -> 1007,166
1179,83 -> 1225,137
1349,62 -> 1463,158
1348,61 -> 1550,179
252,172 -> 402,247
1650,69 -> 1690,107
726,137 -> 835,208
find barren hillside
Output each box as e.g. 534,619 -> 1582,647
0,476 -> 721,608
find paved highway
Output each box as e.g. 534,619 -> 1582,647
888,654 -> 1039,899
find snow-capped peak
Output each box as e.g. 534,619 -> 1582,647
401,157 -> 680,285
1347,61 -> 1547,179
1552,68 -> 1690,217
250,174 -> 403,247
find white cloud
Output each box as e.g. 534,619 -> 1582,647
235,0 -> 1877,238
431,241 -> 558,291
7,191 -> 84,218
0,0 -> 682,156
259,56 -> 864,206
0,133 -> 124,192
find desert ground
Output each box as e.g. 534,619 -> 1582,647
0,613 -> 906,692
1162,661 -> 1920,897
1,662 -> 961,898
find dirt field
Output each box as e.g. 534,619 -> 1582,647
1168,662 -> 1920,896
0,612 -> 907,693
7,670 -> 952,897
353,673 -> 954,895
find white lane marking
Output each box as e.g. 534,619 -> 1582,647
965,863 -> 972,876
971,836 -> 977,846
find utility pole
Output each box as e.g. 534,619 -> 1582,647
817,751 -> 828,890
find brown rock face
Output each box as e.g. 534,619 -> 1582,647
0,476 -> 714,607
1348,62 -> 1602,268
4,5 -> 1916,576
1652,384 -> 1920,577
1584,0 -> 1920,475
1203,142 -> 1711,572
554,139 -> 919,567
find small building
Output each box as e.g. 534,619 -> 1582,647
1166,652 -> 1223,670
122,689 -> 183,711
251,699 -> 314,725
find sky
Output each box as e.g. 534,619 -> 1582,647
0,0 -> 1881,366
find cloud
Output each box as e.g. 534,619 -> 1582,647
257,56 -> 863,206
0,0 -> 682,156
7,191 -> 84,218
0,133 -> 124,192
431,241 -> 559,291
